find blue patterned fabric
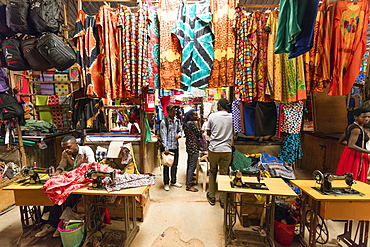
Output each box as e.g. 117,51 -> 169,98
232,100 -> 242,133
172,0 -> 214,91
259,153 -> 296,180
278,133 -> 302,165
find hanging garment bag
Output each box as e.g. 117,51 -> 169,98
0,3 -> 16,37
1,38 -> 30,71
36,32 -> 76,71
6,0 -> 32,34
22,36 -> 53,71
29,0 -> 62,34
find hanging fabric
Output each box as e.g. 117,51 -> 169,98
328,0 -> 369,96
73,10 -> 104,98
147,2 -> 160,89
158,0 -> 182,89
208,0 -> 238,88
173,0 -> 214,91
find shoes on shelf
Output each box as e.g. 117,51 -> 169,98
206,192 -> 215,206
170,182 -> 182,188
164,184 -> 170,191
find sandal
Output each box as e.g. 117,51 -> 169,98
186,187 -> 199,192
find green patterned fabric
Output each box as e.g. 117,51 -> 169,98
231,149 -> 253,171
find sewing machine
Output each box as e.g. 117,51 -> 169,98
312,170 -> 360,195
229,169 -> 268,190
84,169 -> 116,189
20,166 -> 55,184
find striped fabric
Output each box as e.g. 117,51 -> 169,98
173,0 -> 214,91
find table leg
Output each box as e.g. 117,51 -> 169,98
17,206 -> 43,246
124,196 -> 139,247
224,192 -> 235,246
308,200 -> 319,247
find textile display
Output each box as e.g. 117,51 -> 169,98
71,96 -> 106,130
328,1 -> 369,96
54,82 -> 70,95
173,0 -> 214,91
47,95 -> 64,129
158,0 -> 182,89
208,0 -> 238,88
40,83 -> 55,95
278,133 -> 302,166
73,10 -> 103,97
280,101 -> 304,134
243,104 -> 255,137
231,100 -> 242,133
35,95 -> 52,123
44,163 -> 115,205
258,153 -> 296,180
255,102 -> 277,137
103,173 -> 156,192
147,4 -> 160,89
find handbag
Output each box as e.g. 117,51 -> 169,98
161,152 -> 174,167
198,134 -> 208,151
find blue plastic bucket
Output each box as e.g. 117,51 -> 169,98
58,220 -> 85,247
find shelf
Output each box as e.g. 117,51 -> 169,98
29,81 -> 71,84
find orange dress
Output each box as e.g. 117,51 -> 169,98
329,1 -> 369,96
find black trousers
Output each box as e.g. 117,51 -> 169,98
163,148 -> 179,185
47,194 -> 82,228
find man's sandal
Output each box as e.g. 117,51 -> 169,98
186,187 -> 199,192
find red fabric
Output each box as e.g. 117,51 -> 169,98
336,146 -> 369,183
161,96 -> 171,116
43,163 -> 116,205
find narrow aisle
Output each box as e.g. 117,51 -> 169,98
131,138 -> 225,247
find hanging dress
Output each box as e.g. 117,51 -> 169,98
328,1 -> 369,96
173,0 -> 214,91
208,0 -> 238,88
158,0 -> 182,89
73,10 -> 104,98
336,124 -> 369,183
147,5 -> 160,89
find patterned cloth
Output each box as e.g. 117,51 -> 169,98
208,0 -> 238,88
231,100 -> 242,133
158,0 -> 182,89
103,173 -> 156,192
73,10 -> 103,97
184,121 -> 202,155
280,101 -> 304,134
328,1 -> 369,96
278,134 -> 302,167
259,153 -> 296,180
147,5 -> 160,89
44,163 -> 115,205
54,82 -> 70,95
173,0 -> 214,91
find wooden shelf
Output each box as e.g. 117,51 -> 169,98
29,81 -> 71,84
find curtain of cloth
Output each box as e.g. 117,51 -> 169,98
208,0 -> 238,88
158,0 -> 182,89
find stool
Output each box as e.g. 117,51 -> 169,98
196,154 -> 209,192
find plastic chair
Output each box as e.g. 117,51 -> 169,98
196,154 -> 210,192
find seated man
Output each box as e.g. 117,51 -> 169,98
35,135 -> 95,238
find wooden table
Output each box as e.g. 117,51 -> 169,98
4,176 -> 149,247
291,180 -> 370,247
218,175 -> 297,247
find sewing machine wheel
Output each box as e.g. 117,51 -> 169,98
20,166 -> 31,177
312,170 -> 324,184
305,209 -> 329,244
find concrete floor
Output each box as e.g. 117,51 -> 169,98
0,139 -> 365,247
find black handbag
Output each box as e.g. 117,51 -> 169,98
36,32 -> 76,71
1,37 -> 30,71
22,36 -> 53,71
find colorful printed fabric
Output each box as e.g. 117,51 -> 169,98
258,153 -> 296,179
266,10 -> 283,99
231,100 -> 242,133
103,173 -> 156,192
54,82 -> 70,95
173,1 -> 214,91
158,0 -> 182,89
96,5 -> 119,100
328,1 -> 369,96
43,163 -> 116,205
208,0 -> 238,88
278,134 -> 302,166
336,146 -> 369,183
280,101 -> 304,134
73,10 -> 104,98
284,55 -> 307,103
234,8 -> 254,102
148,6 -> 160,89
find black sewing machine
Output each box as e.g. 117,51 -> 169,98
229,170 -> 268,190
84,169 -> 116,189
20,166 -> 55,184
312,170 -> 361,195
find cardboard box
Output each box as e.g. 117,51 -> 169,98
235,193 -> 265,227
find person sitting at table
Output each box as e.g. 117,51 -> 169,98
35,135 -> 95,238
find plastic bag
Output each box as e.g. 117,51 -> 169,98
161,152 -> 174,167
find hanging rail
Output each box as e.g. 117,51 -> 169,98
239,4 -> 279,8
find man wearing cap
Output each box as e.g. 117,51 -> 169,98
206,98 -> 233,208
160,104 -> 183,191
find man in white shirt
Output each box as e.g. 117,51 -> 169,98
35,136 -> 95,238
206,99 -> 233,208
